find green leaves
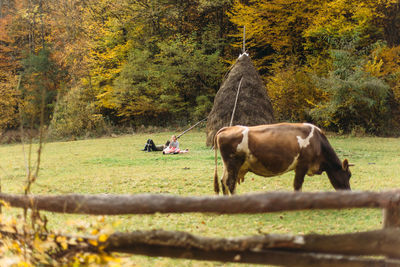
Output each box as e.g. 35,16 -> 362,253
20,48 -> 63,128
111,36 -> 224,125
311,48 -> 391,134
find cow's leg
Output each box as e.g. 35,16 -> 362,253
223,157 -> 245,195
294,166 -> 307,191
221,164 -> 230,195
227,169 -> 238,195
221,167 -> 238,195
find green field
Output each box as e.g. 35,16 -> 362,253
0,130 -> 399,266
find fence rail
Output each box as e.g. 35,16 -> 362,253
0,190 -> 399,215
1,190 -> 400,266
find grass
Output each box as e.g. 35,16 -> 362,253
0,130 -> 399,266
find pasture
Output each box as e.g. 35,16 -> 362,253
0,130 -> 399,266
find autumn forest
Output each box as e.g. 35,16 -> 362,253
1,0 -> 400,138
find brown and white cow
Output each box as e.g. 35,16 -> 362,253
213,123 -> 351,195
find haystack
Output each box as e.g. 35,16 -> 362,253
206,53 -> 274,146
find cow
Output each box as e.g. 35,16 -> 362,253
213,123 -> 352,195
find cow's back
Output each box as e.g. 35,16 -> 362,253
246,124 -> 317,174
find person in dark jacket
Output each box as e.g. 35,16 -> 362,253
142,139 -> 165,152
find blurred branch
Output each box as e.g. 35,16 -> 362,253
1,228 -> 400,266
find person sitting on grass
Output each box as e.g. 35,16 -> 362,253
163,135 -> 188,154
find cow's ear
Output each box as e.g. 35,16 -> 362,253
342,159 -> 349,171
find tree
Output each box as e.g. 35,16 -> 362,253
112,36 -> 225,126
267,65 -> 326,122
0,73 -> 19,130
229,0 -> 324,71
310,48 -> 391,134
46,0 -> 93,86
0,2 -> 20,130
19,48 -> 63,128
87,0 -> 231,126
304,0 -> 384,60
375,0 -> 400,47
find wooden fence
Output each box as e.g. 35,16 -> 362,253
1,190 -> 400,266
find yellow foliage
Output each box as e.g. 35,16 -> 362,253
56,235 -> 69,250
98,234 -> 108,243
33,236 -> 46,254
88,239 -> 98,247
91,229 -> 99,235
230,0 -> 324,66
369,45 -> 400,101
17,262 -> 31,267
0,73 -> 20,130
267,65 -> 327,121
12,241 -> 22,253
86,13 -> 133,112
304,0 -> 377,42
0,212 -> 126,266
365,56 -> 384,77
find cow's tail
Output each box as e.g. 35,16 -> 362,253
213,131 -> 220,195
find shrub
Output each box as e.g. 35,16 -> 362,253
310,49 -> 391,134
111,36 -> 225,125
366,45 -> 400,133
267,65 -> 326,122
48,87 -> 108,139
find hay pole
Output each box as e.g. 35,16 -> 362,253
229,76 -> 244,127
229,25 -> 246,127
177,118 -> 207,139
242,25 -> 246,53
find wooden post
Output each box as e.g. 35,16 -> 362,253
383,195 -> 400,264
383,197 -> 400,228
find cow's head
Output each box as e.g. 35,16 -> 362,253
329,159 -> 352,190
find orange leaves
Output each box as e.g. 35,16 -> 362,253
0,73 -> 20,130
